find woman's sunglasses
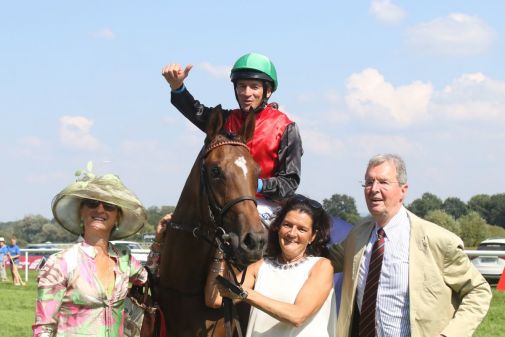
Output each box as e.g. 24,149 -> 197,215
290,194 -> 323,211
82,199 -> 119,212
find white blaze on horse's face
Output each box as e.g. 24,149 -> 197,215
234,156 -> 248,178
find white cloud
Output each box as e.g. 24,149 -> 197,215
91,28 -> 116,40
344,68 -> 505,126
353,134 -> 422,157
198,62 -> 231,79
345,68 -> 433,127
369,0 -> 406,23
302,129 -> 345,157
293,90 -> 350,125
59,116 -> 99,150
406,13 -> 494,56
432,72 -> 505,121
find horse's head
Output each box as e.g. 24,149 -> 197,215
202,105 -> 267,264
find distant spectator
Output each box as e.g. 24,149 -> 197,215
6,236 -> 20,265
6,236 -> 23,285
0,237 -> 8,282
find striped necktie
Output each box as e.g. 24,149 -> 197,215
359,228 -> 386,337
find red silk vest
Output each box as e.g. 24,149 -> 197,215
224,105 -> 293,179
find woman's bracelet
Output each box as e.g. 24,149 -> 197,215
211,267 -> 225,273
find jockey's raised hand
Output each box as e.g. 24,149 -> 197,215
161,63 -> 193,91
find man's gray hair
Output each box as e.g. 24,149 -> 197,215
367,154 -> 408,185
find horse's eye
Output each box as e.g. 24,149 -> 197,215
210,166 -> 222,179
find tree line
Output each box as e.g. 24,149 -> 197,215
0,205 -> 175,246
1,193 -> 504,248
323,192 -> 505,247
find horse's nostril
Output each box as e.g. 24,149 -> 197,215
242,232 -> 266,252
243,233 -> 255,250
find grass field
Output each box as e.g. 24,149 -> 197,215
1,271 -> 503,337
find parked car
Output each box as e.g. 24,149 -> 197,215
143,233 -> 156,242
471,238 -> 505,282
110,240 -> 148,265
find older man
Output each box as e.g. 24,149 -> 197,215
330,154 -> 491,337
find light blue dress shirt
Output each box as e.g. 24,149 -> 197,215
357,206 -> 411,337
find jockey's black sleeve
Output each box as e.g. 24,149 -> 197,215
170,87 -> 232,132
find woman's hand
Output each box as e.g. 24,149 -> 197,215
155,213 -> 171,242
216,281 -> 249,302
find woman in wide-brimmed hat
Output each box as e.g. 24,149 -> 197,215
33,171 -> 148,337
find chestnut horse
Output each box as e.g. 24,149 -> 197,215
158,106 -> 267,336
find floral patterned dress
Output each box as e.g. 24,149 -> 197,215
32,241 -> 148,337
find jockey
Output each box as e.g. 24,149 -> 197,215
162,53 -> 303,222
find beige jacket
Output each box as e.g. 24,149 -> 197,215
329,210 -> 492,337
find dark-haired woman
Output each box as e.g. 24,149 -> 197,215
205,194 -> 336,337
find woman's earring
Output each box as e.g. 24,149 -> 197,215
80,219 -> 84,229
114,224 -> 119,231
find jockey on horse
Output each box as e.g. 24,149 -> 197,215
162,52 -> 303,223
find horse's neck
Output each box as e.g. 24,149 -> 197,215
159,155 -> 215,292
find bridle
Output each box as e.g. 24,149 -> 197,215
166,136 -> 257,337
168,137 -> 258,261
201,139 -> 258,231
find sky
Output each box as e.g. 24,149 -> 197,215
1,0 -> 504,222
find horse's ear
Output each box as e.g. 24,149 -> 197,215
239,108 -> 256,142
206,105 -> 224,140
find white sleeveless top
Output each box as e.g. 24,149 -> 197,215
245,256 -> 337,337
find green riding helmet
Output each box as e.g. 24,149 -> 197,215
230,53 -> 278,92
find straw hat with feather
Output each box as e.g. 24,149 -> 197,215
52,167 -> 147,240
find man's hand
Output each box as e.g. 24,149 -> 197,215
161,63 -> 193,90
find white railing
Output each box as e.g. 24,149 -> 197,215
15,249 -> 505,283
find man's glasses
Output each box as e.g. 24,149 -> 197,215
290,194 -> 323,211
82,199 -> 119,212
361,179 -> 400,191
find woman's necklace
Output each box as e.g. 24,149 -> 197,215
273,255 -> 308,270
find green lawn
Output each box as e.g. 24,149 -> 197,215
474,286 -> 505,337
1,272 -> 503,337
0,271 -> 37,337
